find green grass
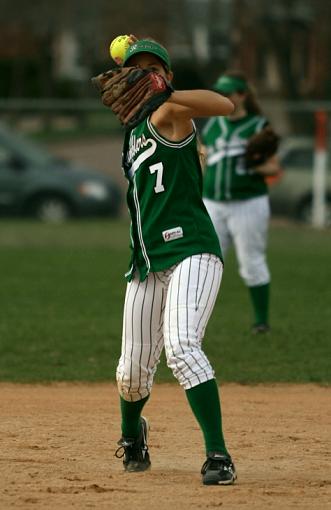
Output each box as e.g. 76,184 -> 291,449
0,219 -> 330,383
30,112 -> 122,143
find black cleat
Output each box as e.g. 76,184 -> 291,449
201,452 -> 237,485
115,416 -> 151,472
251,323 -> 270,334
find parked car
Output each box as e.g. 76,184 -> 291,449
0,122 -> 122,222
269,137 -> 331,224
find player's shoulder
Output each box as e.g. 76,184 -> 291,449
150,104 -> 195,141
253,114 -> 270,132
201,116 -> 219,136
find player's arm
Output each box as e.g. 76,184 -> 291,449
166,90 -> 234,118
152,90 -> 233,140
198,142 -> 208,171
253,154 -> 282,176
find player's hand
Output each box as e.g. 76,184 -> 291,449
128,34 -> 138,44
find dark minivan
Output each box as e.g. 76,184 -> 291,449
0,122 -> 122,222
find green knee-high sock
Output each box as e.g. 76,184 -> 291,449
185,379 -> 229,455
120,395 -> 149,439
248,282 -> 270,325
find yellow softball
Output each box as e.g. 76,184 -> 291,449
109,35 -> 131,64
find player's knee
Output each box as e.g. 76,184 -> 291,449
116,360 -> 151,402
116,374 -> 150,402
240,260 -> 270,287
165,345 -> 214,388
166,351 -> 189,381
117,383 -> 150,402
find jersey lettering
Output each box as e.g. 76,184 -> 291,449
127,134 -> 157,178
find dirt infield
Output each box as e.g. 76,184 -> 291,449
0,384 -> 330,510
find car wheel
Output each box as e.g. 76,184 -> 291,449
33,196 -> 72,223
299,197 -> 331,226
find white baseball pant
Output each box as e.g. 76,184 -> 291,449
116,253 -> 223,402
203,196 -> 270,287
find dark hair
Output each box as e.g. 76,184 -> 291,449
222,70 -> 262,115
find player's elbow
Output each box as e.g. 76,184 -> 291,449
217,97 -> 235,115
264,155 -> 282,175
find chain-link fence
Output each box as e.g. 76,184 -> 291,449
0,99 -> 330,225
1,98 -> 331,138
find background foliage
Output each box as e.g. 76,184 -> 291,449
1,0 -> 330,98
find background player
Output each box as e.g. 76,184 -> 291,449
202,70 -> 282,334
113,38 -> 237,485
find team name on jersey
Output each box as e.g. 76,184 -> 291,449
127,133 -> 157,178
207,136 -> 247,165
128,133 -> 156,163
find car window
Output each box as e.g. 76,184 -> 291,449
0,126 -> 54,166
281,148 -> 313,169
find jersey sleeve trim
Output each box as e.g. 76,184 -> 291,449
201,117 -> 215,139
254,116 -> 269,133
147,117 -> 196,148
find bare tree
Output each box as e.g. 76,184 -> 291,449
232,0 -> 331,100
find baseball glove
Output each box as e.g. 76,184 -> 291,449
245,126 -> 280,168
91,66 -> 174,130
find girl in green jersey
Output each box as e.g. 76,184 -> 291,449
114,38 -> 237,485
202,70 -> 282,334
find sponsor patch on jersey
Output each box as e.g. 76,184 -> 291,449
162,226 -> 183,242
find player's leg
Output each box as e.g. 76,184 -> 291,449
115,272 -> 166,471
229,196 -> 271,332
116,272 -> 166,403
203,198 -> 232,256
163,254 -> 236,485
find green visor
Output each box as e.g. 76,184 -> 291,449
123,39 -> 171,69
213,75 -> 247,94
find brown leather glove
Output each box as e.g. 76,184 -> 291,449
92,66 -> 174,131
245,126 -> 280,168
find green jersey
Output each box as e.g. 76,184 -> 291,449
202,114 -> 269,201
122,116 -> 222,281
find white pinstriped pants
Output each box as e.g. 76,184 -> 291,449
204,196 -> 270,287
116,253 -> 223,402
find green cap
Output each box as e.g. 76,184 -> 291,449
123,39 -> 171,69
213,75 -> 247,94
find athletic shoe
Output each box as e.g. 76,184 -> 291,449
115,416 -> 151,472
201,452 -> 237,485
251,323 -> 270,334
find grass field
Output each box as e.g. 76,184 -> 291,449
0,219 -> 330,384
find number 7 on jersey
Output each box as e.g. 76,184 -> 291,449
149,163 -> 165,193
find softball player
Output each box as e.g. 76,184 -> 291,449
202,71 -> 281,334
114,39 -> 237,485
